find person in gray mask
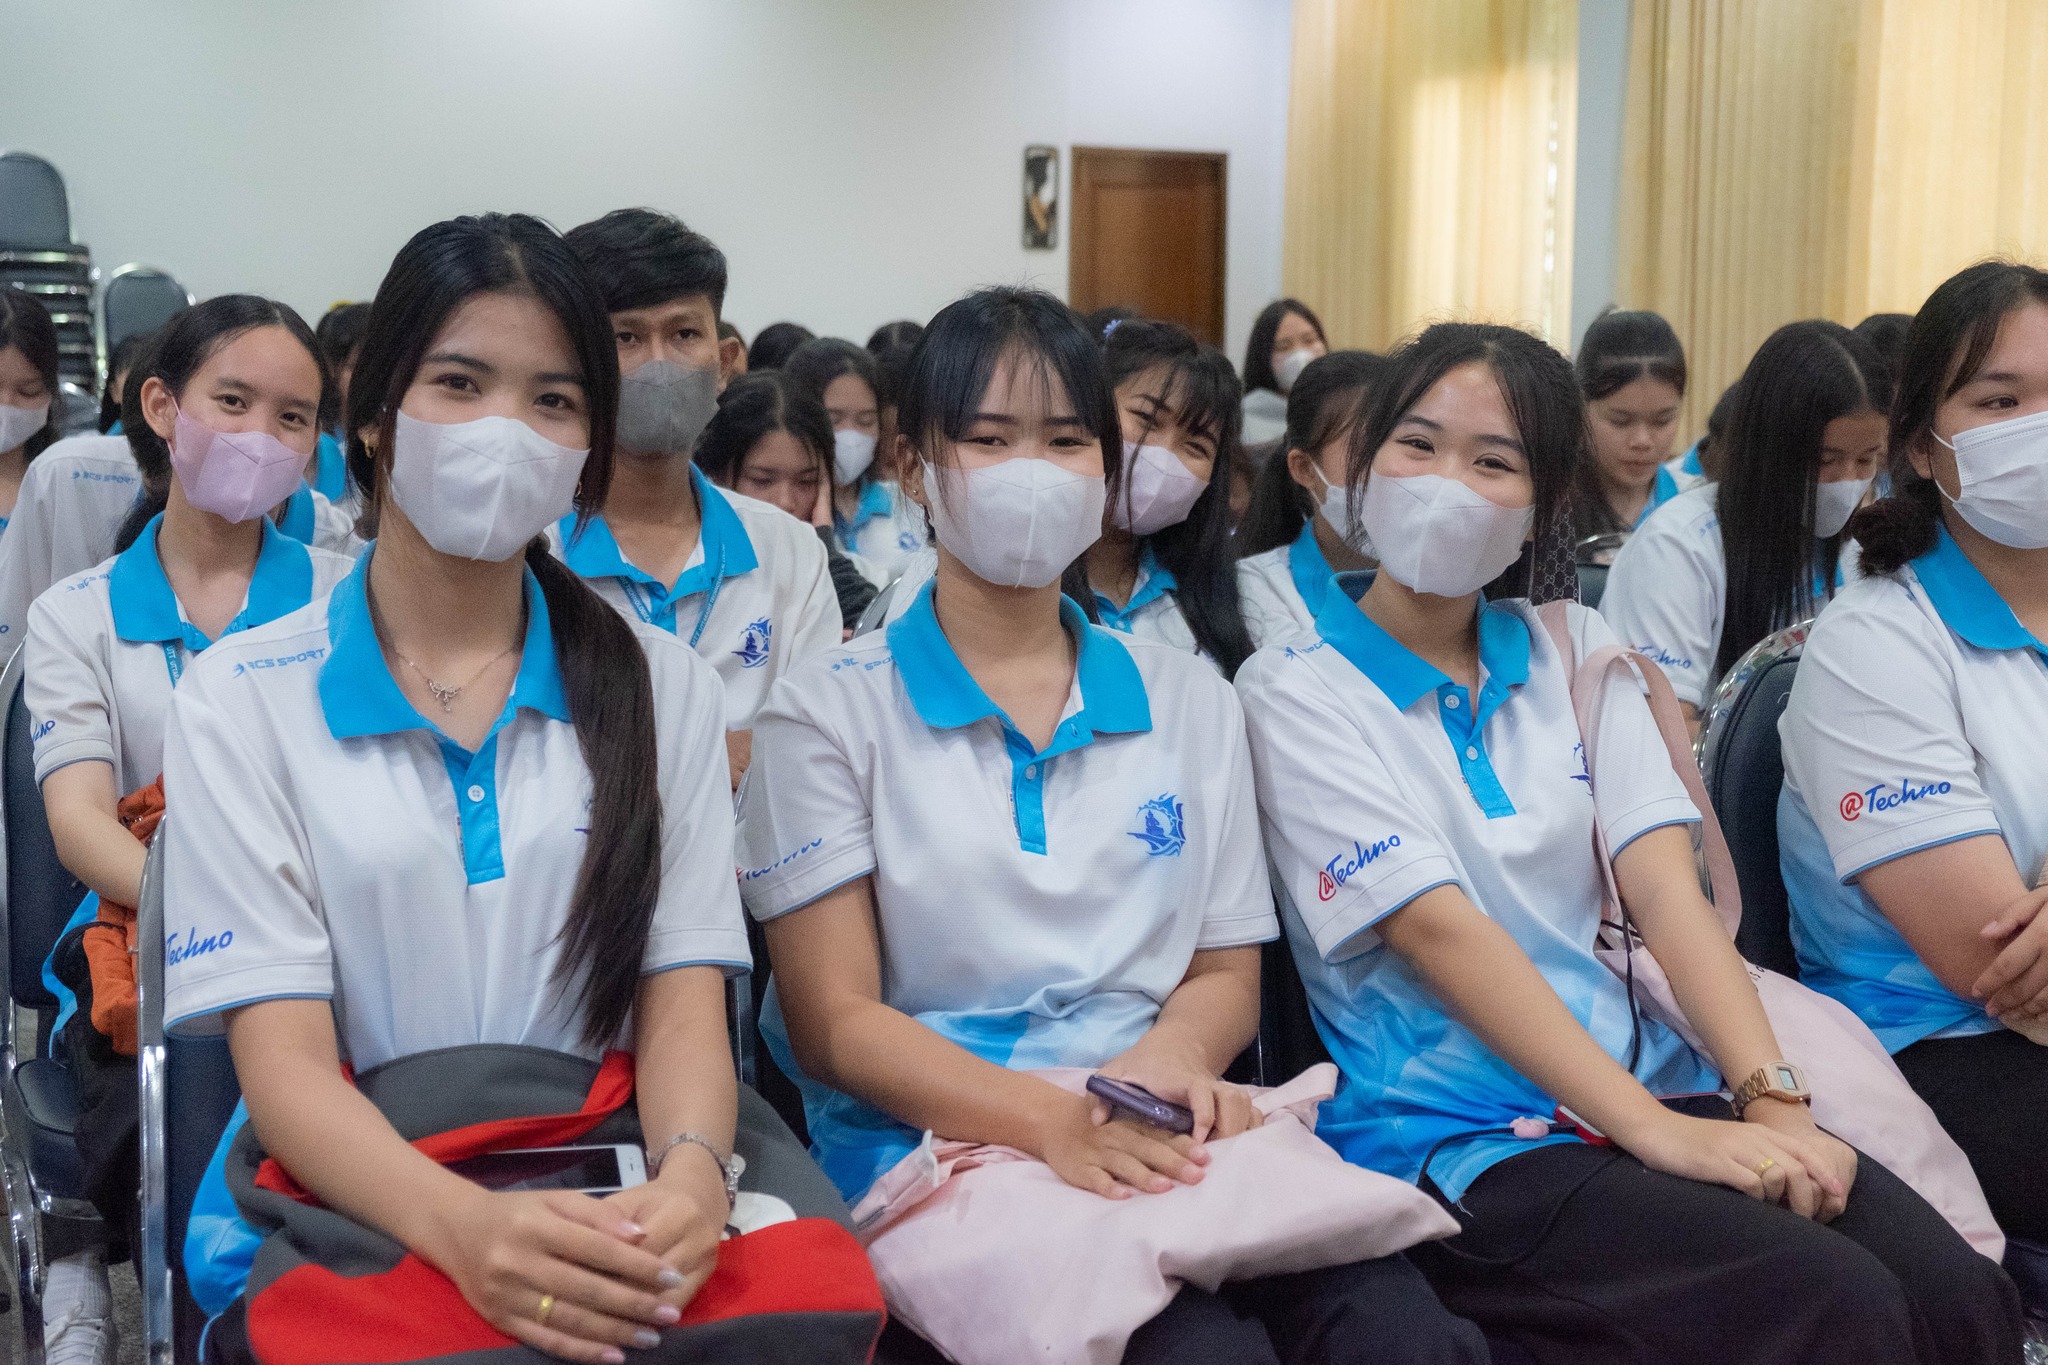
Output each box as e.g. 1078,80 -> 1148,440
562,208 -> 837,788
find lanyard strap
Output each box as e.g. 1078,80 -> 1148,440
621,542 -> 727,649
161,642 -> 183,686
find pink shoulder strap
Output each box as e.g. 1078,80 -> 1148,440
1534,600 -> 1742,939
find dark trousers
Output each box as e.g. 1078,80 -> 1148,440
1896,1028 -> 2048,1247
1411,1127 -> 2022,1365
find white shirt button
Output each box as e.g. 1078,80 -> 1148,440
1465,746 -> 1481,761
466,784 -> 486,803
1024,765 -> 1038,780
1443,694 -> 1461,709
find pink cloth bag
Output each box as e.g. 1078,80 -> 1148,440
848,1063 -> 1459,1365
1537,602 -> 2004,1260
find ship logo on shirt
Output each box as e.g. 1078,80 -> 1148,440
1572,742 -> 1591,786
1129,795 -> 1186,857
735,617 -> 773,669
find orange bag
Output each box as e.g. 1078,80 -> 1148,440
76,778 -> 164,1056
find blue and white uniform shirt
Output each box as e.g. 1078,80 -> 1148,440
160,552 -> 750,1069
1236,591 -> 1714,1200
1604,482 -> 1857,709
836,480 -> 928,588
1237,521 -> 1342,649
1779,525 -> 2043,1051
0,435 -> 143,652
884,543 -> 1208,661
737,580 -> 1276,1201
554,469 -> 838,728
25,514 -> 354,794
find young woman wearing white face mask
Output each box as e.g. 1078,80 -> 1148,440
1241,299 -> 1329,447
783,338 -> 925,587
1602,321 -> 1890,729
1235,321 -> 2019,1365
161,216 -> 870,1364
25,295 -> 353,1365
743,286 -> 1486,1365
1780,262 -> 2048,1253
0,287 -> 61,534
1235,351 -> 1387,647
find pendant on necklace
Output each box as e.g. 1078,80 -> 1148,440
427,683 -> 460,712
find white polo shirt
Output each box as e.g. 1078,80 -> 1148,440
161,550 -> 750,1069
1237,521 -> 1342,649
737,580 -> 1275,1200
1236,587 -> 1714,1200
26,515 -> 354,794
0,435 -> 143,657
554,468 -> 838,729
1778,525 -> 2037,1052
881,543 -> 1210,660
835,480 -> 927,587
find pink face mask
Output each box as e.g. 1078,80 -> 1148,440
170,406 -> 308,523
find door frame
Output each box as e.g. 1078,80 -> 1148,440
1068,146 -> 1228,345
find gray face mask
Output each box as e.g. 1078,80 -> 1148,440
616,358 -> 720,456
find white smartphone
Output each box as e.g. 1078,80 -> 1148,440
445,1143 -> 648,1195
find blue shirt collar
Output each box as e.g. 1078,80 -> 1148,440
557,465 -> 758,598
886,579 -> 1152,738
1635,466 -> 1682,528
1914,522 -> 2048,655
277,482 -> 318,545
317,549 -> 570,741
1094,545 -> 1178,630
109,512 -> 315,651
836,480 -> 894,536
1314,589 -> 1531,710
1287,520 -> 1336,617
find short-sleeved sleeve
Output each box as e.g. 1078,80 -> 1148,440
736,671 -> 874,918
24,585 -> 118,782
161,666 -> 331,1036
1572,605 -> 1702,851
1190,681 -> 1280,950
778,531 -> 843,672
641,632 -> 752,973
1779,594 -> 1997,881
1236,654 -> 1461,962
0,463 -> 62,653
1600,514 -> 1721,707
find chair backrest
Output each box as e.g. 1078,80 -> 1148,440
102,266 -> 192,351
0,152 -> 71,248
1,651 -> 85,1011
1698,623 -> 1812,979
1576,562 -> 1610,610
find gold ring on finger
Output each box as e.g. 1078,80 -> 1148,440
1753,1157 -> 1776,1176
535,1293 -> 556,1326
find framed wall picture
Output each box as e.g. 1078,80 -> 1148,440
1023,145 -> 1059,250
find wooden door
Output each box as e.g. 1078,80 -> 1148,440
1069,147 -> 1227,347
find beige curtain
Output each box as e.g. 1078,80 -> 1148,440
1283,0 -> 1580,351
1620,0 -> 2048,436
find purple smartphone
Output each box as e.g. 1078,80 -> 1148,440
1086,1074 -> 1196,1135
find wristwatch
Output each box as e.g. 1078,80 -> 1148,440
1732,1061 -> 1811,1116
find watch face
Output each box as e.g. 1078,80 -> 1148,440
1771,1063 -> 1803,1092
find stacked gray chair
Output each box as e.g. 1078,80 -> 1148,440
101,266 -> 193,359
0,151 -> 98,398
0,644 -> 100,1355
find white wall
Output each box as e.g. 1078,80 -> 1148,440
1,0 -> 1294,360
1570,0 -> 1632,349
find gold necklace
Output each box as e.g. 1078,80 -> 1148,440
366,581 -> 521,714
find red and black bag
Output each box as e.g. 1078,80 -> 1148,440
205,1044 -> 885,1365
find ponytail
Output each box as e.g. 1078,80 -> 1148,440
1847,478 -> 1942,576
526,542 -> 665,1049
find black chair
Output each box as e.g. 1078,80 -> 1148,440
101,266 -> 192,355
0,646 -> 101,1356
1696,622 -> 1811,980
1574,531 -> 1629,611
0,153 -> 70,250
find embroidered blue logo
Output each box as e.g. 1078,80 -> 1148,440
1633,644 -> 1693,670
71,470 -> 136,485
1571,742 -> 1591,786
897,531 -> 922,551
30,719 -> 54,743
1318,836 -> 1402,901
165,925 -> 235,966
1129,795 -> 1186,857
735,617 -> 773,669
740,838 -> 823,882
1839,777 -> 1952,823
230,646 -> 327,678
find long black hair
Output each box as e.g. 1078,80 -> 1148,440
1104,319 -> 1256,675
99,331 -> 156,434
898,287 -> 1122,611
1571,309 -> 1687,537
867,319 -> 924,353
348,212 -> 656,1051
0,287 -> 60,459
746,321 -> 814,371
1714,320 -> 1890,675
782,339 -> 881,459
1853,261 -> 2048,575
1242,298 -> 1327,397
1237,350 -> 1386,557
112,295 -> 327,552
694,370 -> 832,490
1348,322 -> 1586,602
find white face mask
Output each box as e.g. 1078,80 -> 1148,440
834,428 -> 878,485
1359,471 -> 1532,598
1314,469 -> 1365,550
1274,347 -> 1317,394
0,400 -> 48,453
1813,476 -> 1872,539
1935,408 -> 2048,549
388,410 -> 588,562
616,358 -> 719,456
922,458 -> 1105,589
1111,441 -> 1207,535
